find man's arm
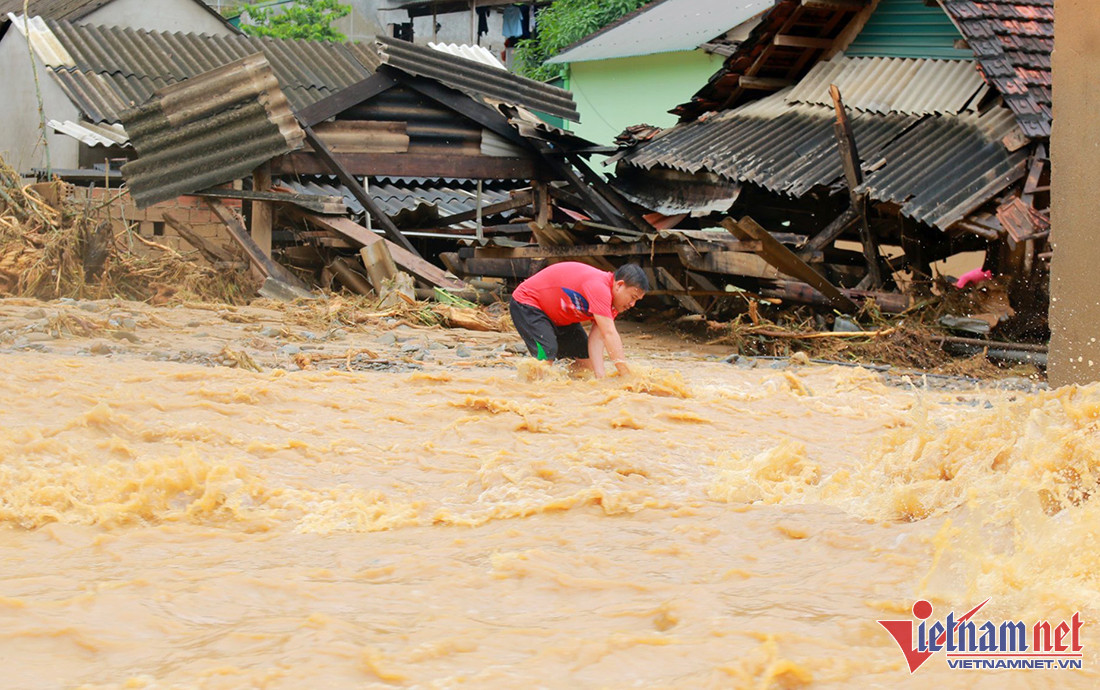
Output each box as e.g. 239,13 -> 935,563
590,314 -> 630,378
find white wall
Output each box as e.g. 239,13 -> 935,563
0,0 -> 236,174
0,33 -> 80,173
89,0 -> 235,35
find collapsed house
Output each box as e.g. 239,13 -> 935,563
606,0 -> 1052,332
3,0 -> 1053,333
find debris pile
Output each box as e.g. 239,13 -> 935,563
0,155 -> 254,304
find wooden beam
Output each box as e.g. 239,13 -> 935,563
773,35 -> 836,50
654,266 -> 707,315
203,198 -> 311,292
475,240 -> 760,260
723,217 -> 858,313
251,163 -> 273,265
295,71 -> 399,128
677,243 -> 793,280
763,280 -> 909,314
802,0 -> 867,10
192,187 -> 346,214
269,151 -> 539,180
301,125 -> 418,255
298,212 -> 465,290
162,211 -> 240,265
801,207 -> 860,254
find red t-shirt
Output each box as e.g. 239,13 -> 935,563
512,262 -> 617,326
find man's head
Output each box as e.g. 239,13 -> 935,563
611,264 -> 649,313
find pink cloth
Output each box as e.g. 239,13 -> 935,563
955,268 -> 993,289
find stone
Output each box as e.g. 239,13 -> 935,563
279,344 -> 301,356
455,344 -> 472,358
90,341 -> 113,355
833,317 -> 862,333
401,342 -> 421,353
301,331 -> 318,340
330,328 -> 348,340
260,326 -> 281,337
24,308 -> 46,320
78,301 -> 103,312
25,332 -> 54,342
377,333 -> 398,346
186,321 -> 201,328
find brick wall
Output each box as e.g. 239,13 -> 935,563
75,188 -> 243,262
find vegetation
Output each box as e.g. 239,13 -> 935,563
515,0 -> 649,81
240,0 -> 351,42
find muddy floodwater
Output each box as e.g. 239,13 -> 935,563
0,299 -> 1095,688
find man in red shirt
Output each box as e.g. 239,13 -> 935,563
509,262 -> 648,378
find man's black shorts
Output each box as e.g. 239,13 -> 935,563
509,298 -> 590,360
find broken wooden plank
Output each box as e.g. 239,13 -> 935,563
738,76 -> 794,90
162,210 -> 240,265
299,213 -> 465,290
801,207 -> 859,254
762,280 -> 909,314
301,125 -> 419,255
251,163 -> 273,262
477,241 -> 684,260
328,257 -> 373,295
830,84 -> 882,288
654,266 -> 706,315
773,34 -> 836,50
202,198 -> 311,292
723,217 -> 858,313
192,187 -> 346,215
677,243 -> 792,280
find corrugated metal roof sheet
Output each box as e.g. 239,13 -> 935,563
281,177 -> 516,229
47,118 -> 129,146
622,89 -> 1026,230
120,53 -> 305,207
623,89 -> 919,199
31,19 -> 372,123
859,105 -> 1027,228
429,42 -> 506,70
375,36 -> 580,122
547,0 -> 768,64
787,56 -> 988,115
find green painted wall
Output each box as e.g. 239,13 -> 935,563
566,50 -> 726,147
846,0 -> 972,59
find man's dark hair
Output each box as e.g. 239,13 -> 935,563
614,263 -> 649,291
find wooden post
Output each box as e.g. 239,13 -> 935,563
830,84 -> 883,289
533,181 -> 551,227
251,163 -> 273,283
203,198 -> 311,292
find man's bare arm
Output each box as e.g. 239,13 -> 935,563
591,314 -> 630,377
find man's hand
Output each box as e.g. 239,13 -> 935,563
590,314 -> 628,379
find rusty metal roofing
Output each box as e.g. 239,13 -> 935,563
941,0 -> 1053,137
621,87 -> 1026,230
281,177 -> 517,229
120,53 -> 305,207
786,56 -> 988,115
374,36 -> 580,122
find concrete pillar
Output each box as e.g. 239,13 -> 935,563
1048,0 -> 1100,386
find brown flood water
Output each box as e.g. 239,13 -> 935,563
0,317 -> 1096,688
